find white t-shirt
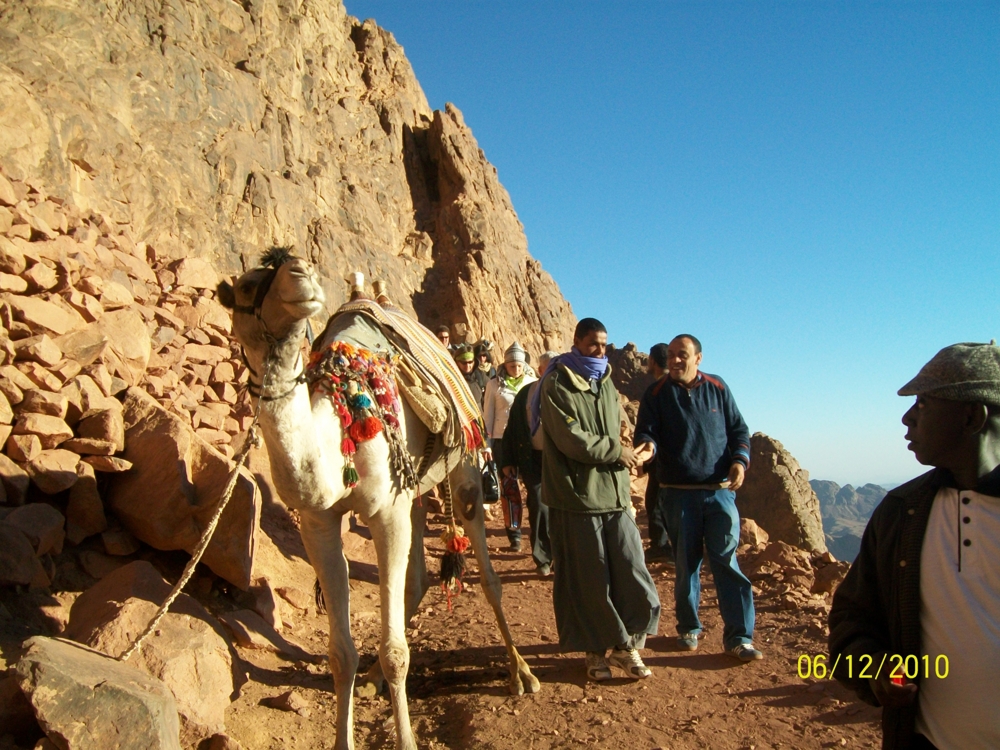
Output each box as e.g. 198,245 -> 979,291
915,486 -> 1000,749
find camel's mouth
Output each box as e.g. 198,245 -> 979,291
283,298 -> 325,318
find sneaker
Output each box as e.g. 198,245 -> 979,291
585,652 -> 612,682
677,633 -> 699,651
608,647 -> 652,679
536,563 -> 552,577
727,643 -> 763,662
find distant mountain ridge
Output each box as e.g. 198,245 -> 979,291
810,480 -> 889,561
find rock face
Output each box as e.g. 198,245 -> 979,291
16,636 -> 182,750
607,343 -> 656,402
65,561 -> 235,747
0,0 -> 575,354
736,433 -> 827,553
107,388 -> 259,589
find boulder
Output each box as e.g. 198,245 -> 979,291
736,433 -> 827,552
16,636 -> 182,750
65,562 -> 235,747
107,388 -> 258,589
739,517 -> 770,546
84,455 -> 133,472
0,521 -> 48,586
16,389 -> 69,419
171,258 -> 219,290
12,334 -> 62,366
7,433 -> 42,461
26,449 -> 80,494
2,294 -> 87,336
812,561 -> 852,596
13,413 -> 74,449
0,671 -> 40,743
92,309 -> 152,386
67,461 -> 108,544
0,452 -> 31,505
0,390 -> 13,423
76,407 -> 125,451
5,502 -> 65,556
102,528 -> 141,556
250,576 -> 283,632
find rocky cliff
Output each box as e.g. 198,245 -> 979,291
0,0 -> 575,353
811,480 -> 887,561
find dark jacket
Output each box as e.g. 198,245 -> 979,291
540,363 -> 629,514
501,383 -> 542,479
828,468 -> 941,750
829,465 -> 1000,749
634,372 -> 750,485
461,368 -> 487,408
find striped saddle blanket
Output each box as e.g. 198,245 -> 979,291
318,298 -> 486,454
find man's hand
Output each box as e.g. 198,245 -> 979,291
869,673 -> 918,708
728,462 -> 746,491
502,465 -> 516,478
633,442 -> 655,465
619,445 -> 639,469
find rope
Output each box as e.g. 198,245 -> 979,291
117,355 -> 273,662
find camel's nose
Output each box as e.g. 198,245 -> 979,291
286,257 -> 314,277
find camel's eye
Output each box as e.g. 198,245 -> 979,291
239,281 -> 254,295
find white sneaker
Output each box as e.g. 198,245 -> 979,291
608,647 -> 652,679
585,652 -> 612,681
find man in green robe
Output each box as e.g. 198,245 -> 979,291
534,318 -> 661,681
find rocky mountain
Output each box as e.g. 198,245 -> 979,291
0,0 -> 575,354
810,480 -> 888,561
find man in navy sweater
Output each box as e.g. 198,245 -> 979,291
634,334 -> 762,661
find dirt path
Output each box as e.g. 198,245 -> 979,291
223,503 -> 882,750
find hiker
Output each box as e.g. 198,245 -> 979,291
829,341 -> 1000,750
633,334 -> 761,662
641,343 -> 674,564
475,340 -> 498,379
535,318 -> 660,681
453,343 -> 488,407
501,351 -> 557,576
483,341 -> 537,550
435,324 -> 454,351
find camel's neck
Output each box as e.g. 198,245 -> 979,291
247,337 -> 346,513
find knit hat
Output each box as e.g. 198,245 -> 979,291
504,341 -> 526,364
453,344 -> 475,363
898,340 -> 1000,406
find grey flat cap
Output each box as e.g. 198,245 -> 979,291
898,341 -> 1000,406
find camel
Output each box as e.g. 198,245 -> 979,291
217,251 -> 539,750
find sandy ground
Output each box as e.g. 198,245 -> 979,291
220,498 -> 882,750
0,489 -> 882,750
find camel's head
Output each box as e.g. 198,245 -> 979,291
217,248 -> 325,360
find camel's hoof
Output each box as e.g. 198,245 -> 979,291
521,670 -> 541,694
507,678 -> 525,697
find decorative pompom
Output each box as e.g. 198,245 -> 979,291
351,392 -> 373,409
343,465 -> 359,487
341,438 -> 356,455
447,533 -> 470,553
349,416 -> 383,442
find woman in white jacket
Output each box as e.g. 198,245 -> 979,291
483,341 -> 536,550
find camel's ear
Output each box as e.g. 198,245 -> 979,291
217,280 -> 236,309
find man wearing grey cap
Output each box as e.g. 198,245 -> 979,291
829,341 -> 1000,750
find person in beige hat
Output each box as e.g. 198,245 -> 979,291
829,340 -> 1000,750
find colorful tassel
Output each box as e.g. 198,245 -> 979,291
351,392 -> 373,409
349,415 -> 383,442
341,437 -> 356,455
343,465 -> 359,487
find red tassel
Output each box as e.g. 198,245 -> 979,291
349,415 -> 383,443
447,534 -> 470,553
341,438 -> 356,455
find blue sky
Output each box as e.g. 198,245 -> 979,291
345,1 -> 999,487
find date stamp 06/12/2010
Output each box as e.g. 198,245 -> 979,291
797,653 -> 950,682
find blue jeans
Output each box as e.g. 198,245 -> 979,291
659,487 -> 755,650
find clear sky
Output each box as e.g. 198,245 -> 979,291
345,1 -> 999,488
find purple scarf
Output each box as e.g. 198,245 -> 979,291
529,347 -> 609,435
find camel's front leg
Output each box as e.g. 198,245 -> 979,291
356,497 -> 430,698
457,483 -> 541,696
299,507 -> 358,750
368,499 -> 417,750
